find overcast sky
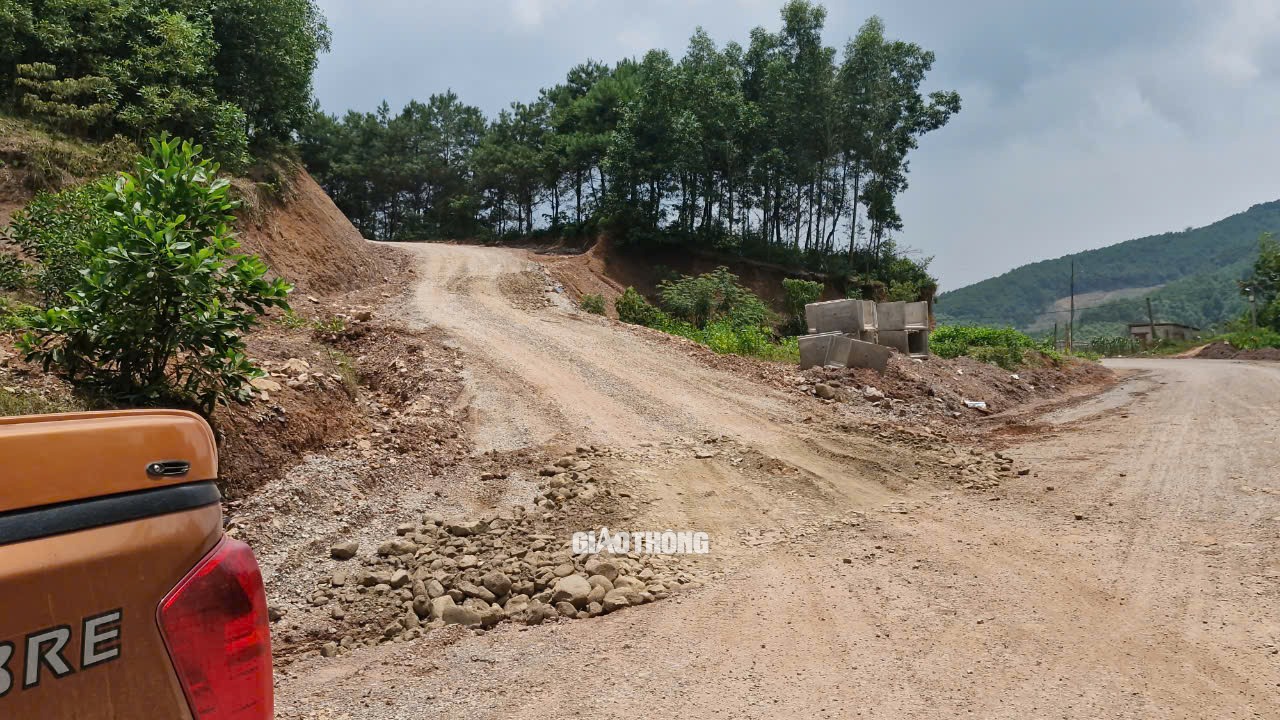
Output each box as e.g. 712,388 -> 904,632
312,0 -> 1280,292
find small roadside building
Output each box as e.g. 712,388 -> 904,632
1128,322 -> 1200,343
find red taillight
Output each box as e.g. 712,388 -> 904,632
158,537 -> 273,720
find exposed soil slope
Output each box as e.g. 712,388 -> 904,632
235,170 -> 394,295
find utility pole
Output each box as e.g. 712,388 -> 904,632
1248,288 -> 1258,328
1146,297 -> 1157,348
1067,260 -> 1075,353
1053,322 -> 1058,351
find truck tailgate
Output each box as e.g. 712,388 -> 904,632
0,493 -> 222,718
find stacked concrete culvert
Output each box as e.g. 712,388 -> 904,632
798,299 -> 931,370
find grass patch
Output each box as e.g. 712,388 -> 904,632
0,387 -> 85,416
0,113 -> 135,191
326,347 -> 359,399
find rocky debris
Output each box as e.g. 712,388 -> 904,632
297,453 -> 701,658
935,446 -> 1032,491
330,541 -> 359,560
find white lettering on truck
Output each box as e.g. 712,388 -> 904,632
0,610 -> 122,698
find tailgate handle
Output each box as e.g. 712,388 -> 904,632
146,460 -> 191,478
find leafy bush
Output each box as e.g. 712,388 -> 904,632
933,325 -> 1036,368
6,183 -> 110,305
932,325 -> 1034,350
18,136 -> 292,414
969,345 -> 1024,371
0,298 -> 41,330
579,293 -> 606,315
615,285 -> 795,363
1224,328 -> 1280,350
616,287 -> 669,327
782,277 -> 822,334
657,266 -> 770,329
0,254 -> 26,290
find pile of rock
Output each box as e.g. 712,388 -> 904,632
303,454 -> 698,657
939,448 -> 1030,491
250,357 -> 346,401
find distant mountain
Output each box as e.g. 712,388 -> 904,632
935,200 -> 1280,337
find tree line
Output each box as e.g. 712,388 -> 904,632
0,0 -> 331,169
299,1 -> 959,288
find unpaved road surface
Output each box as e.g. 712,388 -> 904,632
276,245 -> 1280,719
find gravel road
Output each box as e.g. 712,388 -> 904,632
276,244 -> 1280,719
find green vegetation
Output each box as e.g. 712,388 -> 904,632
657,267 -> 770,330
6,183 -> 109,304
1243,232 -> 1280,330
782,278 -> 823,334
17,136 -> 291,414
614,270 -> 799,363
0,297 -> 39,330
299,1 -> 957,291
579,293 -> 606,315
0,386 -> 83,416
1223,328 -> 1280,350
0,0 -> 330,168
0,255 -> 23,290
931,326 -> 1037,371
937,201 -> 1280,334
1088,335 -> 1141,357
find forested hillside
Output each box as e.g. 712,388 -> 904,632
0,0 -> 330,170
937,200 -> 1280,334
299,2 -> 959,298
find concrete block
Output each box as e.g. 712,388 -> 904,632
877,302 -> 906,331
847,337 -> 890,373
827,334 -> 856,368
805,299 -> 877,335
904,301 -> 929,329
908,329 -> 930,357
798,332 -> 838,370
878,329 -> 910,354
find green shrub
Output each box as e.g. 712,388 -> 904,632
932,325 -> 1034,350
579,293 -> 606,315
0,254 -> 27,290
6,183 -> 110,306
969,345 -> 1024,371
1225,328 -> 1280,350
616,287 -> 668,327
933,325 -> 1036,368
18,135 -> 292,414
657,266 -> 770,329
782,277 -> 822,334
0,299 -> 41,330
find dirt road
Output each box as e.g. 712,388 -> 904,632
277,245 -> 1280,719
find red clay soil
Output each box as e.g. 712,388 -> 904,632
235,170 -> 394,296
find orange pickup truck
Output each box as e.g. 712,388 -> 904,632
0,410 -> 273,719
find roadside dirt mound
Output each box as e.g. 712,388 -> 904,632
235,169 -> 394,296
1192,341 -> 1280,361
